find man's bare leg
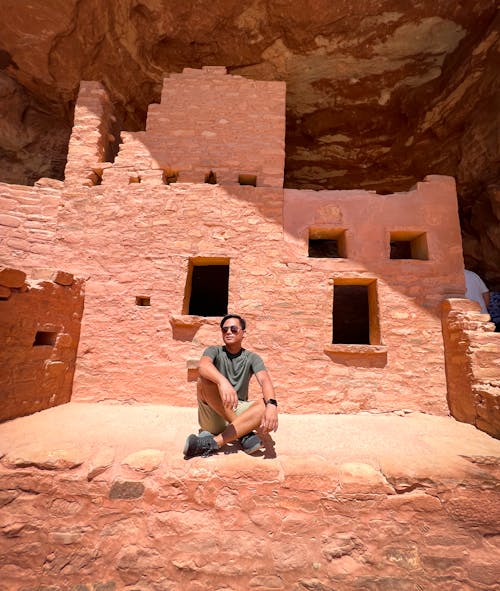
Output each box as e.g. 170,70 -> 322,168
198,377 -> 265,447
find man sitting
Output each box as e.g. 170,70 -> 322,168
184,314 -> 278,458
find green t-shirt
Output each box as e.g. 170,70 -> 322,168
202,346 -> 266,401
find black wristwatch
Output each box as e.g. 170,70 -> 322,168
265,399 -> 278,407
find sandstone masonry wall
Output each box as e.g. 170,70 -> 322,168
0,267 -> 84,422
64,81 -> 117,187
442,298 -> 500,438
38,174 -> 461,415
0,71 -> 472,416
0,179 -> 60,265
109,66 -> 286,188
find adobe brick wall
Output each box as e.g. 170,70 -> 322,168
0,267 -> 84,422
442,298 -> 500,438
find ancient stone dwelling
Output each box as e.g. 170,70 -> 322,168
0,67 -> 499,590
1,66 -> 498,433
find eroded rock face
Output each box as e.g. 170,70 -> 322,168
0,0 -> 498,283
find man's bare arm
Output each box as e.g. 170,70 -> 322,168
199,356 -> 238,409
255,369 -> 278,433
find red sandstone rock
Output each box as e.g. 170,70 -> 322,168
52,270 -> 74,286
0,403 -> 498,590
122,449 -> 164,473
87,447 -> 115,481
0,266 -> 25,288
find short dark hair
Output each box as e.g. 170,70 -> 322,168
220,314 -> 246,330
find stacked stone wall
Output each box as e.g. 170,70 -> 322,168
110,66 -> 286,188
64,81 -> 117,187
37,174 -> 462,415
0,179 -> 60,266
442,298 -> 500,437
0,267 -> 84,422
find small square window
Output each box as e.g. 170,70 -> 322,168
163,169 -> 178,184
309,228 -> 346,258
205,170 -> 217,184
390,231 -> 428,260
135,296 -> 151,306
33,331 -> 57,347
238,174 -> 257,187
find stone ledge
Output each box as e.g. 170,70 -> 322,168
0,402 -> 498,485
1,403 -> 499,590
324,344 -> 388,356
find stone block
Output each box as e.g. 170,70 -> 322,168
52,270 -> 74,286
122,449 -> 164,472
0,267 -> 26,288
109,480 -> 145,500
0,285 -> 11,299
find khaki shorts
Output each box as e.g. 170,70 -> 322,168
198,399 -> 254,435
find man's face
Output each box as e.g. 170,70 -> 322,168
221,318 -> 245,347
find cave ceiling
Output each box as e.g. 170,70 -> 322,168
0,0 -> 499,281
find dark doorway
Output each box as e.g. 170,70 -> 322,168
189,264 -> 229,316
332,285 -> 370,344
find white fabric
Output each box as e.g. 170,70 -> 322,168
464,269 -> 489,313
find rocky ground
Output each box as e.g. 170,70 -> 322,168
0,402 -> 499,589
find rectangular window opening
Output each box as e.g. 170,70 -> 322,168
184,258 -> 229,317
129,175 -> 142,184
135,296 -> 151,306
332,280 -> 380,345
390,231 -> 428,260
309,228 -> 346,258
238,174 -> 257,187
33,331 -> 57,347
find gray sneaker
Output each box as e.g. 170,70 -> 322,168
184,432 -> 218,458
239,431 -> 263,454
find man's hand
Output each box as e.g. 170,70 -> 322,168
218,379 -> 239,411
260,403 -> 278,433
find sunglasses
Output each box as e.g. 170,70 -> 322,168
221,325 -> 240,334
